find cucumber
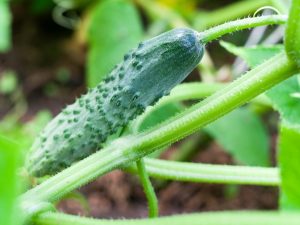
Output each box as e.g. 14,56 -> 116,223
26,28 -> 204,177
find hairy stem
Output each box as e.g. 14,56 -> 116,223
285,0 -> 300,67
136,159 -> 158,217
127,158 -> 279,186
131,82 -> 225,131
21,53 -> 296,210
199,15 -> 287,43
34,211 -> 300,225
132,82 -> 270,132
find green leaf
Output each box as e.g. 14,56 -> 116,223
279,122 -> 300,210
127,102 -> 184,159
0,70 -> 18,94
0,111 -> 52,151
30,0 -> 54,14
87,0 -> 143,87
23,111 -> 52,142
0,0 -> 11,52
266,76 -> 300,125
220,41 -> 283,68
0,135 -> 20,225
53,0 -> 92,9
137,102 -> 184,132
204,108 -> 270,166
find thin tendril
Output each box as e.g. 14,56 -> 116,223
254,6 -> 281,17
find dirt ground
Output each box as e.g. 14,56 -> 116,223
0,3 -> 278,219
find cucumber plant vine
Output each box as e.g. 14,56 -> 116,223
17,1 -> 300,224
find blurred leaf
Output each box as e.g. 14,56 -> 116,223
194,0 -> 273,30
0,0 -> 11,52
30,0 -> 54,14
87,0 -> 143,87
204,108 -> 270,166
23,111 -> 52,140
220,41 -> 283,68
267,76 -> 300,125
157,0 -> 197,18
0,111 -> 52,152
125,102 -> 184,159
137,102 -> 184,132
145,19 -> 169,38
170,133 -> 209,162
53,0 -> 92,9
0,70 -> 18,94
0,135 -> 20,225
279,122 -> 300,210
224,184 -> 239,199
125,99 -> 185,160
137,0 -> 188,28
43,82 -> 59,97
55,67 -> 71,84
0,116 -> 23,144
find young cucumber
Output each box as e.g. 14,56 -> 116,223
26,28 -> 204,177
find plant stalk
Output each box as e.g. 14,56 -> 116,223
136,159 -> 158,218
127,158 -> 279,186
34,211 -> 300,225
199,15 -> 287,43
285,0 -> 300,67
21,52 -> 296,208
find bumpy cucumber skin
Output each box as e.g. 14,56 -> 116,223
26,28 -> 204,177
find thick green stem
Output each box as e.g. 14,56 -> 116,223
131,82 -> 225,131
127,158 -> 279,186
136,159 -> 158,218
20,145 -> 125,203
34,211 -> 300,225
133,53 -> 295,154
132,82 -> 270,132
285,0 -> 300,67
21,53 -> 296,207
199,15 -> 287,43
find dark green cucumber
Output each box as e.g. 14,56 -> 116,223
26,28 -> 204,177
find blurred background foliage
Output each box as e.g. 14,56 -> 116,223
2,0 -> 300,221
